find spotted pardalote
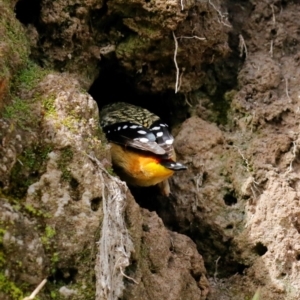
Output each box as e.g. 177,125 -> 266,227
100,102 -> 186,195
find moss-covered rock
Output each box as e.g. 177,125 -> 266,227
0,0 -> 30,110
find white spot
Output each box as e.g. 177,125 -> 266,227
123,125 -> 128,129
152,126 -> 160,130
165,139 -> 173,145
118,126 -> 121,131
130,125 -> 138,129
138,130 -> 147,134
156,132 -> 163,137
139,138 -> 149,143
108,130 -> 110,133
160,124 -> 166,127
170,163 -> 175,167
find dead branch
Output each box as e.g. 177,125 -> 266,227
185,94 -> 193,108
88,155 -> 134,300
177,35 -> 206,41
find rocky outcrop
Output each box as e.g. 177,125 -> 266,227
0,2 -> 209,297
3,0 -> 300,299
0,0 -> 29,110
0,67 -> 208,299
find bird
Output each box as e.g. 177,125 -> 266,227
100,102 -> 187,196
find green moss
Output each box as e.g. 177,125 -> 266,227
41,226 -> 56,251
77,282 -> 96,299
14,61 -> 49,92
8,144 -> 52,199
57,147 -> 74,182
3,96 -> 31,128
224,90 -> 237,102
45,225 -> 56,239
106,167 -> 116,176
24,204 -> 44,217
42,242 -> 97,299
123,18 -> 162,39
61,115 -> 77,132
2,21 -> 29,63
0,272 -> 24,300
42,96 -> 56,116
2,61 -> 50,130
116,35 -> 152,57
41,228 -> 60,279
0,226 -> 6,268
43,97 -> 83,133
0,254 -> 5,269
51,252 -> 59,264
50,290 -> 58,299
209,92 -> 230,125
0,2 -> 30,70
0,227 -> 6,244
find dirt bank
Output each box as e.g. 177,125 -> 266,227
1,0 -> 300,299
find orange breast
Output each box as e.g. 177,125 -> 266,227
110,143 -> 174,186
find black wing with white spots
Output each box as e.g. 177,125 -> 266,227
150,120 -> 174,158
103,122 -> 166,155
100,102 -> 182,157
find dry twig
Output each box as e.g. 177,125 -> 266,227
239,34 -> 248,58
179,71 -> 184,92
208,0 -> 231,27
285,77 -> 292,103
185,94 -> 193,108
22,279 -> 47,300
269,40 -> 274,57
271,4 -> 276,24
234,146 -> 252,174
172,33 -> 205,93
288,141 -> 297,172
172,31 -> 180,94
120,268 -> 138,284
234,146 -> 260,199
177,35 -> 206,41
214,256 -> 221,281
